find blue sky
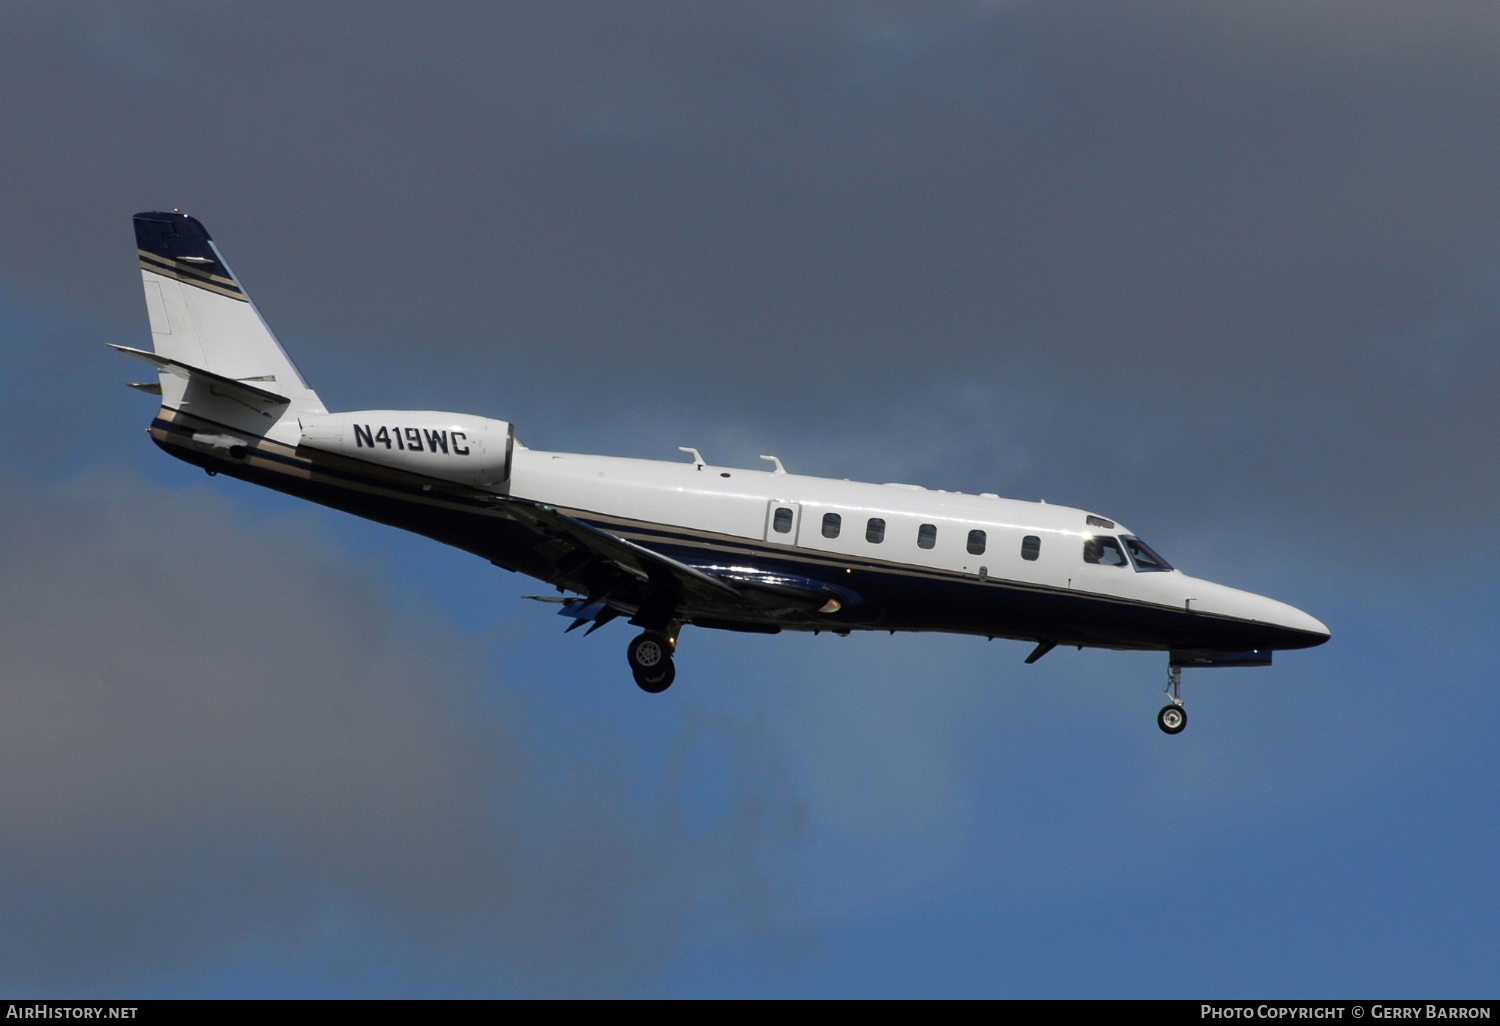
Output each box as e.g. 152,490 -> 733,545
0,3 -> 1496,997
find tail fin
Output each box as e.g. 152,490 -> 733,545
133,211 -> 325,423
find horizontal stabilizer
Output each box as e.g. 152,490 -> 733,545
108,343 -> 290,408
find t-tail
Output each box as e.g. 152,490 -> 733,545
117,212 -> 516,491
114,211 -> 327,450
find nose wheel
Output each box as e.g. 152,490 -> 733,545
1158,666 -> 1187,734
628,630 -> 676,693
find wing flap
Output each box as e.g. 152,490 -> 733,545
495,499 -> 861,631
500,500 -> 743,605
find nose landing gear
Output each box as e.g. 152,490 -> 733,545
628,628 -> 677,693
1158,665 -> 1187,734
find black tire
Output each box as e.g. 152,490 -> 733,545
633,658 -> 675,694
627,632 -> 671,673
1157,704 -> 1187,735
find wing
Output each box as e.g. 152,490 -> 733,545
502,498 -> 742,602
496,498 -> 855,629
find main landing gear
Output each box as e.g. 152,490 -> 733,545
627,629 -> 677,693
1158,666 -> 1187,735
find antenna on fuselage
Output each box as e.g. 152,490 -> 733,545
760,454 -> 787,475
678,446 -> 706,470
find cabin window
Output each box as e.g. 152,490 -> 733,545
1021,535 -> 1041,561
967,529 -> 987,555
917,523 -> 937,549
1123,536 -> 1173,572
1083,535 -> 1129,567
866,518 -> 886,543
822,512 -> 842,539
773,507 -> 793,534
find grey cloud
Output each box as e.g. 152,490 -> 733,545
1,4 -> 1492,995
3,3 -> 1493,554
0,466 -> 794,991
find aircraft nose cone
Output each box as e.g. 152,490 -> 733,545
1286,606 -> 1332,647
1252,595 -> 1331,650
1187,579 -> 1331,650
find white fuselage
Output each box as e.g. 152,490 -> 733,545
506,446 -> 1327,640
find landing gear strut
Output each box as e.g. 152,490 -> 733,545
628,630 -> 676,693
1157,666 -> 1187,734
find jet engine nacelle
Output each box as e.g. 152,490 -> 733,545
299,410 -> 515,489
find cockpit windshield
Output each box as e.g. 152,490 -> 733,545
1123,536 -> 1173,572
1082,536 -> 1130,567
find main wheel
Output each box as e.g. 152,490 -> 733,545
633,659 -> 676,694
1157,703 -> 1187,735
627,632 -> 671,673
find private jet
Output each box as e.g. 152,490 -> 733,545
114,211 -> 1330,733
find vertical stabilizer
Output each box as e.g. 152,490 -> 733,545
134,212 -> 325,430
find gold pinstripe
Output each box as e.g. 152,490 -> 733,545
139,251 -> 247,301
